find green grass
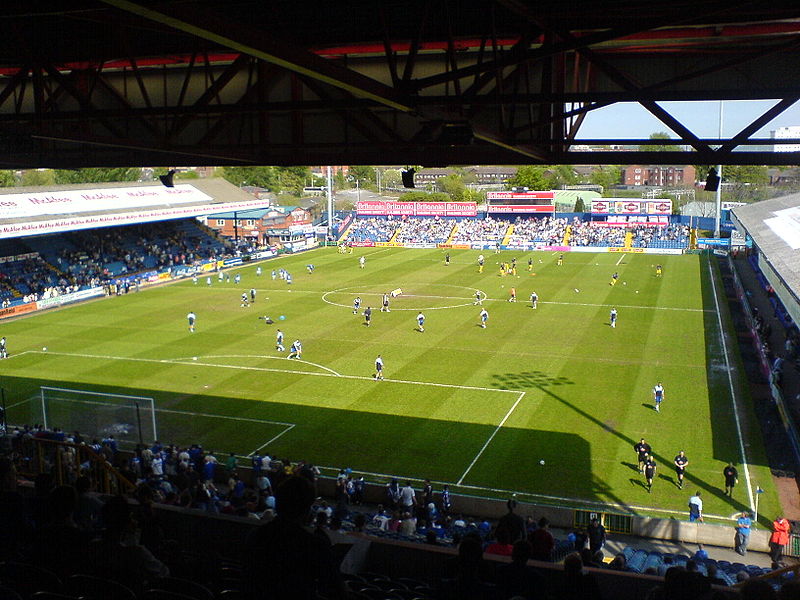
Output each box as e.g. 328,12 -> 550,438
1,247 -> 780,524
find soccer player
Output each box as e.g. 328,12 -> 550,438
653,382 -> 665,412
634,438 -> 651,473
218,270 -> 224,282
186,312 -> 196,333
353,296 -> 362,314
674,451 -> 688,489
656,264 -> 663,277
256,266 -> 262,277
511,257 -> 517,276
479,308 -> 489,328
307,264 -> 315,273
240,292 -> 249,307
723,463 -> 738,496
527,257 -> 533,272
381,293 -> 390,312
644,455 -> 656,493
364,306 -> 372,327
478,254 -> 485,273
206,276 -> 211,286
688,491 -> 703,522
275,329 -> 285,352
609,272 -> 619,286
474,290 -> 483,305
0,336 -> 7,358
557,254 -> 563,266
286,273 -> 293,285
359,256 -> 366,269
495,242 -> 501,254
417,311 -> 425,332
234,273 -> 241,284
374,354 -> 384,380
445,253 -> 450,266
508,287 -> 517,302
530,291 -> 538,309
271,269 -> 276,280
192,275 -> 198,285
610,308 -> 617,328
250,288 -> 256,303
288,339 -> 302,360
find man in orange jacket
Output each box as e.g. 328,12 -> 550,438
769,516 -> 791,566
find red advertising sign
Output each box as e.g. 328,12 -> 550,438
486,191 -> 554,200
646,200 -> 673,214
487,205 -> 555,214
591,200 -> 610,214
592,199 -> 672,214
356,201 -> 477,217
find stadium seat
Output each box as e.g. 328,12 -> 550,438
66,574 -> 137,600
0,587 -> 23,600
0,563 -> 63,597
147,578 -> 214,600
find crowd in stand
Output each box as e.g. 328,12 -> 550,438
345,216 -> 692,249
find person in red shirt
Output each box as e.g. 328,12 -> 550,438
529,517 -> 555,561
769,516 -> 791,565
485,526 -> 514,557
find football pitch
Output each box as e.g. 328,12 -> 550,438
1,247 -> 780,523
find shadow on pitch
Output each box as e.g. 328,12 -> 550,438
621,461 -> 640,474
641,403 -> 656,411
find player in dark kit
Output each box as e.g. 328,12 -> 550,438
644,455 -> 656,493
363,306 -> 372,327
634,438 -> 651,473
674,451 -> 688,489
723,463 -> 738,496
445,253 -> 450,266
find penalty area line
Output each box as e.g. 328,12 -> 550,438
615,253 -> 626,266
457,391 -> 525,485
248,424 -> 296,455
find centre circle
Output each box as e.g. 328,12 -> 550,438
321,283 -> 485,311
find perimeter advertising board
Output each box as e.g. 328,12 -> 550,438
486,205 -> 555,214
356,201 -> 476,217
486,191 -> 555,200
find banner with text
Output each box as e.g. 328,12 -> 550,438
591,199 -> 672,214
487,205 -> 555,214
486,191 -> 554,200
356,201 -> 476,217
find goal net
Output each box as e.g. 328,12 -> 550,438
36,387 -> 158,447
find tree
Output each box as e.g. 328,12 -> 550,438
348,165 -> 375,186
380,169 -> 402,190
437,173 -> 467,201
573,197 -> 586,212
20,169 -> 55,187
639,132 -> 681,152
546,165 -> 578,188
221,166 -> 278,189
590,166 -> 622,195
506,165 -> 552,190
723,165 -> 769,185
0,170 -> 15,187
53,168 -> 140,184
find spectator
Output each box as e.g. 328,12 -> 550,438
529,517 -> 555,561
498,498 -> 526,543
556,553 -> 602,600
769,516 -> 791,566
485,526 -> 514,556
587,517 -> 606,553
245,476 -> 344,600
740,579 -> 777,600
498,540 -> 547,600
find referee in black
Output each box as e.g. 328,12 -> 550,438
674,451 -> 688,490
634,438 -> 651,473
644,455 -> 657,493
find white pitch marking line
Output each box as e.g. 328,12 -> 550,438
29,351 -> 518,395
2,350 -> 34,360
169,354 -> 342,377
457,391 -> 525,485
707,259 -> 755,513
249,424 -> 296,455
615,253 -> 626,266
152,406 -> 295,428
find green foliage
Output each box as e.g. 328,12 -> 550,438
437,174 -> 467,201
400,191 -> 451,202
639,131 -> 681,152
221,166 -> 278,189
53,168 -> 140,184
547,165 -> 578,188
334,171 -> 348,191
349,165 -> 376,185
573,197 -> 586,212
590,166 -> 622,195
379,169 -> 402,190
723,165 -> 768,185
0,170 -> 16,187
20,169 -> 55,187
506,165 -> 552,190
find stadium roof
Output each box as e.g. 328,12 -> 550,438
731,194 -> 800,316
0,177 -> 270,239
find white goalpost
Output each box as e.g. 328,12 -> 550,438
37,386 -> 158,446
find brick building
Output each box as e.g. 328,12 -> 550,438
206,206 -> 312,244
622,165 -> 696,187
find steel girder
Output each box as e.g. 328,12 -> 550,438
1,1 -> 800,167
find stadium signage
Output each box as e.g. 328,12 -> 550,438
356,201 -> 477,217
0,185 -> 212,219
0,301 -> 37,319
0,200 -> 273,239
486,191 -> 554,200
591,199 -> 672,214
486,205 -> 555,213
36,287 -> 104,311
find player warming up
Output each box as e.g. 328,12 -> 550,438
186,312 -> 196,332
363,306 -> 372,327
477,254 -> 485,273
275,329 -> 285,352
359,256 -> 366,269
557,254 -> 563,266
653,382 -> 665,412
530,291 -> 538,309
381,293 -> 390,312
288,339 -> 302,360
445,253 -> 450,266
416,311 -> 425,332
474,290 -> 483,305
240,292 -> 250,308
479,308 -> 489,328
374,355 -> 384,380
656,264 -> 663,277
610,308 -> 618,328
508,287 -> 517,302
609,272 -> 619,286
353,296 -> 362,315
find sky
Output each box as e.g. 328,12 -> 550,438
575,100 -> 800,141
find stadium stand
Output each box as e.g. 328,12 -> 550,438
347,218 -> 402,243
